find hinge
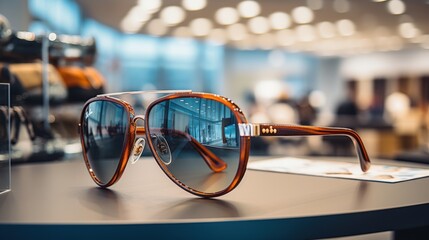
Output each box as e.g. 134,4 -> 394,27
238,123 -> 260,136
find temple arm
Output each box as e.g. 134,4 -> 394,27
136,127 -> 227,172
239,123 -> 371,172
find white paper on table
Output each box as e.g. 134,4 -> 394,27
247,157 -> 429,183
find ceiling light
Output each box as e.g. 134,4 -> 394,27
248,16 -> 270,34
317,21 -> 336,38
173,26 -> 192,38
373,0 -> 387,2
227,23 -> 247,41
207,28 -> 227,44
306,0 -> 323,10
336,19 -> 355,36
275,29 -> 296,46
120,19 -> 144,33
333,0 -> 350,13
269,12 -> 291,30
160,6 -> 185,26
126,5 -> 152,23
398,22 -> 418,39
215,7 -> 239,25
147,18 -> 167,36
137,0 -> 162,14
387,0 -> 406,15
182,0 -> 207,11
292,6 -> 314,24
121,6 -> 152,33
237,1 -> 261,18
296,25 -> 316,42
190,18 -> 212,36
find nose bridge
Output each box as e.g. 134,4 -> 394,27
133,115 -> 146,135
129,115 -> 146,164
133,114 -> 145,123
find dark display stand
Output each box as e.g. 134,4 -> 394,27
0,157 -> 428,239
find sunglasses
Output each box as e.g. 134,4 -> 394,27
79,90 -> 371,198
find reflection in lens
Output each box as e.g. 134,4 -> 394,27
81,100 -> 129,184
148,97 -> 241,194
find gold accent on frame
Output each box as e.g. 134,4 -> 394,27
261,126 -> 277,134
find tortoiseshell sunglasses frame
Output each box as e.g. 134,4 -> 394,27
79,90 -> 371,198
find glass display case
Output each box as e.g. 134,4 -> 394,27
0,83 -> 10,194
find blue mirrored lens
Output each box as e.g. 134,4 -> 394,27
81,100 -> 129,184
148,97 -> 241,194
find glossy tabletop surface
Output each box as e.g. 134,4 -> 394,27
1,156 -> 429,239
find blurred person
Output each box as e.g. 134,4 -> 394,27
297,92 -> 317,126
334,80 -> 359,128
368,78 -> 387,122
324,81 -> 360,156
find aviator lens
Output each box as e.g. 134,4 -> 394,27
147,97 -> 241,195
81,100 -> 129,185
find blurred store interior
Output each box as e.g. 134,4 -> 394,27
1,0 -> 429,163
